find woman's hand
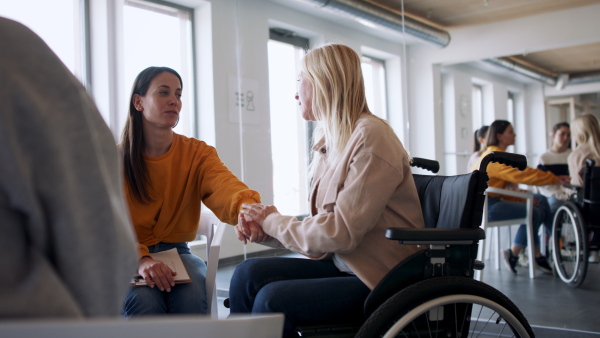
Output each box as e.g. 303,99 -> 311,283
236,212 -> 271,244
137,257 -> 177,292
558,175 -> 571,185
241,203 -> 279,225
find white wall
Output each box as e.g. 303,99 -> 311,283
158,0 -> 600,258
406,3 -> 600,174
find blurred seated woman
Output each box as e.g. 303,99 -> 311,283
568,114 -> 600,187
474,120 -> 570,274
467,125 -> 489,173
537,122 -> 572,213
228,44 -> 425,337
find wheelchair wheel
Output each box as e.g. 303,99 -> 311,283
356,276 -> 533,338
552,202 -> 588,288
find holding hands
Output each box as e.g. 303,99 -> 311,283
236,203 -> 279,244
558,175 -> 571,185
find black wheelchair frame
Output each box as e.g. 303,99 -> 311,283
552,159 -> 600,288
295,152 -> 534,338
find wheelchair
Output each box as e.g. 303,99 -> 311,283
551,159 -> 600,288
293,152 -> 534,338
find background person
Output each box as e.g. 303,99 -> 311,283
0,17 -> 137,318
474,120 -> 570,274
568,114 -> 600,263
467,125 -> 489,172
120,66 -> 261,316
537,122 -> 572,213
568,114 -> 600,187
228,44 -> 424,337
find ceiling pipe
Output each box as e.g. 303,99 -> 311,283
484,57 -> 557,86
485,57 -> 600,87
568,71 -> 600,85
294,0 -> 451,47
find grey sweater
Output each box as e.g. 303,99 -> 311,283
0,18 -> 137,318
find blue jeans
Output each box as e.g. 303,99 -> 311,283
229,257 -> 371,337
122,242 -> 207,316
487,193 -> 552,248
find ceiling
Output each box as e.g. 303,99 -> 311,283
273,0 -> 600,85
364,0 -> 600,82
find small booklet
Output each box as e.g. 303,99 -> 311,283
131,248 -> 192,286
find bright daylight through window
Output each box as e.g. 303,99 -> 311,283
268,40 -> 310,217
123,0 -> 196,138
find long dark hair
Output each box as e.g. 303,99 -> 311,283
473,125 -> 489,152
485,120 -> 511,148
120,66 -> 183,204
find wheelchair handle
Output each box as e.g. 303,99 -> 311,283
478,152 -> 527,172
410,157 -> 440,173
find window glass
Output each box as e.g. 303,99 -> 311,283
267,39 -> 310,217
507,92 -> 515,124
472,85 -> 483,131
362,56 -> 388,119
0,0 -> 81,77
122,0 -> 195,138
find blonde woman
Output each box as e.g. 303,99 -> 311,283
568,114 -> 600,186
229,44 -> 424,336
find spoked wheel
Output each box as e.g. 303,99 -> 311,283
356,276 -> 533,338
552,202 -> 588,288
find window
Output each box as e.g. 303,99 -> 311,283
268,30 -> 310,217
122,0 -> 196,138
472,84 -> 483,131
507,91 -> 515,124
0,0 -> 84,80
361,56 -> 388,119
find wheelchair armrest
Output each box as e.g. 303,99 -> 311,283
562,183 -> 581,191
386,228 -> 485,245
486,187 -> 533,199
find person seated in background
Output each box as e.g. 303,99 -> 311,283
0,17 -> 137,318
568,114 -> 600,187
228,44 -> 425,337
537,122 -> 572,214
568,114 -> 600,263
120,66 -> 261,317
474,120 -> 570,275
467,125 -> 489,172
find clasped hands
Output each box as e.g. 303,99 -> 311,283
236,203 -> 278,244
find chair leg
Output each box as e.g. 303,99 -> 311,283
494,227 -> 501,270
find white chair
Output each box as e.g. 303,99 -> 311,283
477,187 -> 537,279
189,212 -> 226,318
0,314 -> 284,338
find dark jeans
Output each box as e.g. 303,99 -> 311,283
487,193 -> 553,248
122,242 -> 207,316
229,257 -> 371,337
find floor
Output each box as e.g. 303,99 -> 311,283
215,250 -> 600,336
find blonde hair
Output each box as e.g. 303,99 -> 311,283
301,44 -> 371,169
571,114 -> 600,160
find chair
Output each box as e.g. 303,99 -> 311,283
189,212 -> 226,318
478,186 -> 537,279
0,314 -> 284,338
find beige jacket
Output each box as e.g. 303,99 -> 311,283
262,114 -> 424,289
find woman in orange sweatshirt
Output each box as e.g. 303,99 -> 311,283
120,67 -> 260,316
475,120 -> 570,274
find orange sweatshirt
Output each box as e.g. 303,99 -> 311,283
474,146 -> 559,198
124,133 -> 261,258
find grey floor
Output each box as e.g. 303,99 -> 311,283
215,250 -> 600,336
